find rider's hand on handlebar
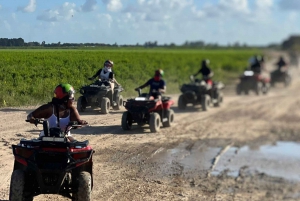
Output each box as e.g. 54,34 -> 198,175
135,87 -> 140,91
88,77 -> 94,81
79,120 -> 88,125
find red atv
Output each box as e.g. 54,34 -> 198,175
236,70 -> 270,95
9,120 -> 94,201
121,89 -> 175,132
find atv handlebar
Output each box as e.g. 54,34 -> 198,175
25,119 -> 82,130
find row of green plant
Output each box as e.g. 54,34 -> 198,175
0,48 -> 261,107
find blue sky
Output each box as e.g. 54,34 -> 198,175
0,0 -> 299,45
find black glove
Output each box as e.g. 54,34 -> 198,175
135,87 -> 140,91
88,77 -> 94,81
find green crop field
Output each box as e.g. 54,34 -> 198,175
0,48 -> 261,107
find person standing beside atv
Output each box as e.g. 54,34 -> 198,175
89,60 -> 120,106
26,83 -> 88,141
135,69 -> 166,100
194,59 -> 213,86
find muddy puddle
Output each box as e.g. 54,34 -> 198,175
150,141 -> 300,181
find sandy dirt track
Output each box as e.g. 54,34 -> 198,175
1,55 -> 300,201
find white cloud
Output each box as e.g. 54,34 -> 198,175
37,2 -> 77,22
255,0 -> 273,10
12,13 -> 17,20
102,0 -> 123,12
0,5 -> 2,10
17,0 -> 36,13
81,0 -> 97,12
97,13 -> 113,28
219,0 -> 250,14
4,20 -> 12,32
279,0 -> 300,10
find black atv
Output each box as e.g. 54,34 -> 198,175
270,67 -> 291,87
9,120 -> 94,201
236,70 -> 270,95
178,75 -> 224,111
77,79 -> 124,114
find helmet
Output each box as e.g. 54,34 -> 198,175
104,60 -> 113,73
53,83 -> 75,100
155,69 -> 164,77
202,59 -> 210,66
104,60 -> 113,67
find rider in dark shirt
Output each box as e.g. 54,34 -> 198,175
276,56 -> 287,70
194,59 -> 211,77
135,69 -> 166,100
194,59 -> 213,86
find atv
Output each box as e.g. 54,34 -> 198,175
270,67 -> 291,87
121,89 -> 175,133
178,75 -> 224,111
77,79 -> 124,114
236,70 -> 270,95
9,119 -> 94,201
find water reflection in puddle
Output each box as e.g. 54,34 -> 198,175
212,141 -> 300,181
151,141 -> 300,181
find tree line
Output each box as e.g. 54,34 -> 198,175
0,36 -> 299,50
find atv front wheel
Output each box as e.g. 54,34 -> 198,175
73,171 -> 92,201
77,96 -> 87,112
9,169 -> 33,201
236,84 -> 242,95
113,95 -> 123,110
214,92 -> 223,107
149,113 -> 161,132
284,75 -> 291,87
121,111 -> 133,130
201,95 -> 210,111
101,97 -> 110,114
178,95 -> 186,110
162,109 -> 175,127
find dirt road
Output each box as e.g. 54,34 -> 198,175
1,57 -> 300,201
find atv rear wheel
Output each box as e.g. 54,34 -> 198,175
113,95 -> 123,110
73,171 -> 92,201
149,112 -> 161,132
101,97 -> 110,114
121,111 -> 133,130
9,169 -> 33,201
201,95 -> 210,111
162,109 -> 174,127
77,96 -> 87,112
178,95 -> 186,110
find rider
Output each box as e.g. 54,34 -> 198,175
88,60 -> 121,106
135,69 -> 166,100
275,56 -> 287,70
193,59 -> 213,86
26,83 -> 88,141
249,55 -> 263,74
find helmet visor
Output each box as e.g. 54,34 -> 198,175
105,62 -> 113,68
